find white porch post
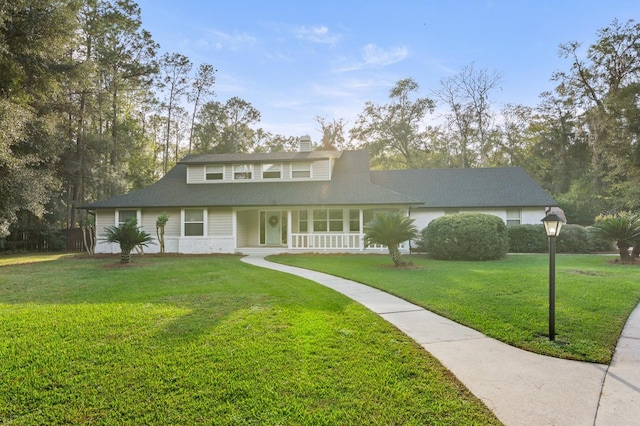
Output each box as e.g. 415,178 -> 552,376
287,210 -> 292,250
232,208 -> 237,252
359,209 -> 364,251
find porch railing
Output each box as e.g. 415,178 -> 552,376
290,233 -> 408,251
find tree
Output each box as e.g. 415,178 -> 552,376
223,96 -> 261,153
363,212 -> 417,267
350,78 -> 435,168
315,116 -> 349,150
434,64 -> 502,167
101,218 -> 154,263
589,212 -> 640,262
155,211 -> 169,254
187,63 -> 216,153
159,52 -> 192,173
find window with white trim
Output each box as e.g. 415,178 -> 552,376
183,208 -> 205,236
233,164 -> 252,180
262,163 -> 282,179
291,162 -> 311,179
205,165 -> 224,181
313,209 -> 343,232
299,210 -> 308,232
506,209 -> 521,225
349,209 -> 360,232
117,209 -> 137,226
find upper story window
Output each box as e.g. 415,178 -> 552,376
206,165 -> 224,181
291,162 -> 311,179
262,163 -> 282,179
233,164 -> 252,180
506,209 -> 521,225
118,209 -> 137,226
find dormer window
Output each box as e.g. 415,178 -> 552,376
233,164 -> 252,180
205,165 -> 224,181
262,163 -> 282,179
291,162 -> 311,179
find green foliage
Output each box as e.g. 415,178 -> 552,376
425,213 -> 509,260
557,224 -> 593,253
0,255 -> 500,425
363,212 -> 418,266
589,212 -> 640,261
507,225 -> 548,253
101,218 -> 154,263
273,253 -> 640,363
155,211 -> 169,254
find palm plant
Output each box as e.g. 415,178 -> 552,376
102,218 -> 154,263
589,212 -> 640,261
363,212 -> 418,267
156,212 -> 170,254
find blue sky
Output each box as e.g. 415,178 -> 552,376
136,0 -> 640,139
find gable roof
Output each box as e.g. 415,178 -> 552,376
80,151 -> 419,209
371,167 -> 557,208
180,150 -> 342,164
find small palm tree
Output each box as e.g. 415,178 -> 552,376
102,218 -> 154,263
589,212 -> 640,261
364,212 -> 418,267
156,212 -> 170,254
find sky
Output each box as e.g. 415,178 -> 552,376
135,0 -> 640,140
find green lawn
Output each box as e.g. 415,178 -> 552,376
0,254 -> 500,425
270,253 -> 640,364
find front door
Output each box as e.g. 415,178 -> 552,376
265,211 -> 282,245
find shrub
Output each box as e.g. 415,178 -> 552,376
424,213 -> 509,261
557,224 -> 592,253
508,225 -> 548,253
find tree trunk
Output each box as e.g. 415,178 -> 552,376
388,244 -> 403,267
120,249 -> 131,263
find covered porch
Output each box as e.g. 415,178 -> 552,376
234,206 -> 408,253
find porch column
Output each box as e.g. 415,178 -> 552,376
287,210 -> 292,250
359,209 -> 364,251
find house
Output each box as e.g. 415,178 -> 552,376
81,137 -> 557,255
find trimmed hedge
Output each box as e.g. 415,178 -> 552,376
507,224 -> 615,253
424,213 -> 509,261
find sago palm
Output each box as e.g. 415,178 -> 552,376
589,212 -> 640,261
363,212 -> 418,267
102,218 -> 154,263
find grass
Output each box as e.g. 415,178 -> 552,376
0,254 -> 500,425
269,253 -> 640,364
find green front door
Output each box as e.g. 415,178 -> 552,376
265,211 -> 282,245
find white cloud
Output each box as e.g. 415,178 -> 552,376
204,29 -> 258,50
293,25 -> 341,44
362,43 -> 409,67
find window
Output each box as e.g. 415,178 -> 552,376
349,209 -> 360,232
233,164 -> 252,180
118,210 -> 137,226
262,163 -> 282,179
206,165 -> 223,181
444,209 -> 459,215
299,210 -> 308,232
184,209 -> 205,236
506,209 -> 521,226
291,162 -> 311,179
313,209 -> 343,232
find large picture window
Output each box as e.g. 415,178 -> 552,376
313,209 -> 343,232
184,209 -> 205,236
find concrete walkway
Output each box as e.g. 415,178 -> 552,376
241,255 -> 640,426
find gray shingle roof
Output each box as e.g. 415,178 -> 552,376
80,151 -> 419,209
180,150 -> 342,164
371,167 -> 557,208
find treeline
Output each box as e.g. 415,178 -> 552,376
1,1 -> 639,245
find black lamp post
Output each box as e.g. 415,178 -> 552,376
542,213 -> 564,341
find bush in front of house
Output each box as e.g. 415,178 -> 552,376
507,225 -> 548,253
508,224 -> 614,253
424,213 -> 509,260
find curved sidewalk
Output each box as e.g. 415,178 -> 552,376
241,255 -> 640,426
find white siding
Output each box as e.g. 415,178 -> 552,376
209,208 -> 233,236
410,207 -> 549,232
311,159 -> 330,180
187,165 -> 205,183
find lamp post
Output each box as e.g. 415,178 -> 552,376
542,213 -> 563,341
